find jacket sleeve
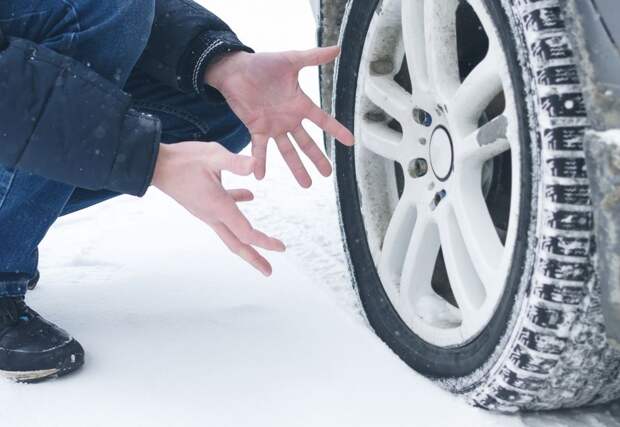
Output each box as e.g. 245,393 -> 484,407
135,0 -> 254,98
0,34 -> 161,197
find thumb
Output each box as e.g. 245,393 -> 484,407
213,151 -> 256,176
293,45 -> 341,69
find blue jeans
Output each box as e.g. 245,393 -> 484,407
0,0 -> 250,297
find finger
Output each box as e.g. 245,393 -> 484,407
291,126 -> 332,177
251,134 -> 269,180
215,193 -> 286,252
292,46 -> 341,69
222,205 -> 286,252
212,223 -> 273,276
227,189 -> 255,203
209,145 -> 256,176
274,134 -> 312,188
305,99 -> 355,147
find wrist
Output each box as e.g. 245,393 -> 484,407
204,51 -> 252,91
152,144 -> 172,189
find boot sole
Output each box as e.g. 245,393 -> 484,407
0,342 -> 84,383
0,368 -> 60,382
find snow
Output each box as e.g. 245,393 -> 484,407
1,1 -> 620,426
598,129 -> 620,149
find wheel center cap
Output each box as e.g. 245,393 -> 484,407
429,126 -> 454,181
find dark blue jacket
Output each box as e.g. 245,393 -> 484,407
0,0 -> 251,196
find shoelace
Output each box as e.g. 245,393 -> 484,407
0,297 -> 29,327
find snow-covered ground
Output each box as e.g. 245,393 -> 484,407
1,1 -> 620,426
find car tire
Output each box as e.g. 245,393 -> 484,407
332,0 -> 620,411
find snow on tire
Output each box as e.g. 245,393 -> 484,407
331,0 -> 620,412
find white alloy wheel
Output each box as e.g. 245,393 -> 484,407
353,0 -> 521,347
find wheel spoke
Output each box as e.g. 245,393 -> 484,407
458,114 -> 511,165
399,212 -> 440,317
358,119 -> 403,161
365,74 -> 414,124
378,197 -> 417,300
402,0 -> 429,91
423,0 -> 460,102
451,172 -> 505,298
449,50 -> 503,134
436,203 -> 486,320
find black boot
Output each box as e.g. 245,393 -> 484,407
0,297 -> 84,382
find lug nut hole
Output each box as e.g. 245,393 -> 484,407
413,108 -> 433,127
408,158 -> 428,179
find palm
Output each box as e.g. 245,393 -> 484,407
233,58 -> 305,134
217,47 -> 355,187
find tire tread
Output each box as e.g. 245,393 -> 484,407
470,0 -> 620,411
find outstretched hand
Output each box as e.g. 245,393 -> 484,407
152,142 -> 285,276
206,46 -> 355,188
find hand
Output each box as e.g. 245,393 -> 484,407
205,46 -> 355,188
152,142 -> 286,276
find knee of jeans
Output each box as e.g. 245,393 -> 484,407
113,0 -> 156,49
102,0 -> 155,55
72,0 -> 155,82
